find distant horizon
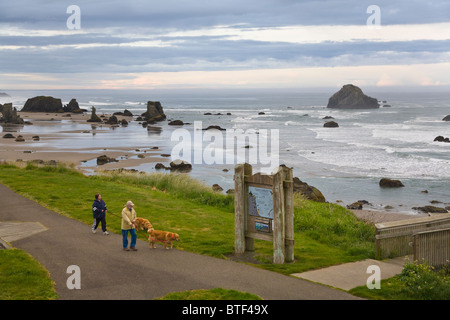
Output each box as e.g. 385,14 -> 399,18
1,1 -> 449,92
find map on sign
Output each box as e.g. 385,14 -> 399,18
248,186 -> 273,220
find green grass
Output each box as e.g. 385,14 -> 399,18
0,248 -> 58,300
350,262 -> 450,300
0,162 -> 375,277
156,288 -> 262,300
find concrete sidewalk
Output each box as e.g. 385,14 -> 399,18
292,256 -> 408,291
0,183 -> 360,300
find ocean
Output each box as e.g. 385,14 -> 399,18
2,88 -> 450,214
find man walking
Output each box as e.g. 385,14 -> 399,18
92,193 -> 109,235
121,200 -> 137,251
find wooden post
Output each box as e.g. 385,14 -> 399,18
272,166 -> 285,264
234,163 -> 252,254
283,166 -> 295,263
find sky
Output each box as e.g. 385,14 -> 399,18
0,0 -> 450,90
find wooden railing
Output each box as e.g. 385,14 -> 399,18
413,228 -> 450,269
375,214 -> 450,260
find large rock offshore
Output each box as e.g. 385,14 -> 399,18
22,96 -> 64,113
327,84 -> 379,109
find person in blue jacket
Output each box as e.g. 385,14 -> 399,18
92,193 -> 109,235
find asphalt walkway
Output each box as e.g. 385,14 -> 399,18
0,183 -> 366,300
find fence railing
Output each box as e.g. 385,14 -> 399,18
375,214 -> 450,260
413,228 -> 450,269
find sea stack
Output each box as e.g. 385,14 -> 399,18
22,96 -> 64,113
0,103 -> 24,124
327,84 -> 379,109
142,101 -> 166,123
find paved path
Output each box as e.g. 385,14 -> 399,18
292,257 -> 407,291
0,184 -> 359,300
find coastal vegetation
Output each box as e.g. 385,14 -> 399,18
0,161 -> 375,277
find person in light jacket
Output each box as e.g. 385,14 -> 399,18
92,193 -> 109,235
121,200 -> 137,251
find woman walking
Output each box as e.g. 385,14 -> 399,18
92,193 -> 109,235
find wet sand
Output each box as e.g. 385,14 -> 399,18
1,111 -> 170,174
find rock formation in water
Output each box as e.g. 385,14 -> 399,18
22,96 -> 64,113
63,99 -> 86,113
293,177 -> 326,202
141,101 -> 166,123
327,84 -> 379,109
87,106 -> 102,123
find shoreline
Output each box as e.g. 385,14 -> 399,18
0,111 -> 447,220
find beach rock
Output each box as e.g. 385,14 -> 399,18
323,116 -> 334,119
212,184 -> 223,192
412,206 -> 448,214
22,96 -> 64,113
258,112 -> 265,115
379,178 -> 404,188
96,155 -> 118,165
113,109 -> 133,117
141,101 -> 166,122
293,177 -> 326,202
63,99 -> 86,113
323,121 -> 339,128
169,159 -> 192,172
202,125 -> 226,131
0,103 -> 24,124
87,107 -> 102,123
443,115 -> 450,121
32,136 -> 40,141
168,120 -> 184,126
105,115 -> 118,125
3,133 -> 15,139
383,104 -> 392,108
203,112 -> 212,115
327,84 -> 379,109
347,201 -> 365,210
155,163 -> 167,170
15,135 -> 25,142
120,119 -> 128,126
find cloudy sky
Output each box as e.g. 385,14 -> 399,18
1,0 -> 449,90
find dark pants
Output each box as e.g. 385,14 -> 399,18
93,216 -> 107,232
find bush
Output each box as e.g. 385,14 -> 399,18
398,262 -> 450,300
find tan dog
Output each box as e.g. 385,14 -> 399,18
134,217 -> 154,232
148,230 -> 180,249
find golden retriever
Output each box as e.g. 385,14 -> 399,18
148,230 -> 180,249
134,217 -> 154,232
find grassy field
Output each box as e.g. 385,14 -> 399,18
0,248 -> 58,300
156,288 -> 262,300
0,162 -> 376,276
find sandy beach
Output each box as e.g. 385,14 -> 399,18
1,111 -> 171,174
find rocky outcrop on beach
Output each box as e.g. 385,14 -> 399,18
96,155 -> 118,165
105,115 -> 118,125
63,99 -> 86,113
22,96 -> 64,113
293,177 -> 326,202
327,84 -> 379,109
168,120 -> 184,126
113,109 -> 133,117
379,178 -> 404,188
443,115 -> 450,121
412,206 -> 448,214
202,125 -> 226,131
87,107 -> 102,123
0,103 -> 24,124
142,101 -> 166,123
154,160 -> 192,172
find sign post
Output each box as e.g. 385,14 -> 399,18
234,163 -> 294,264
